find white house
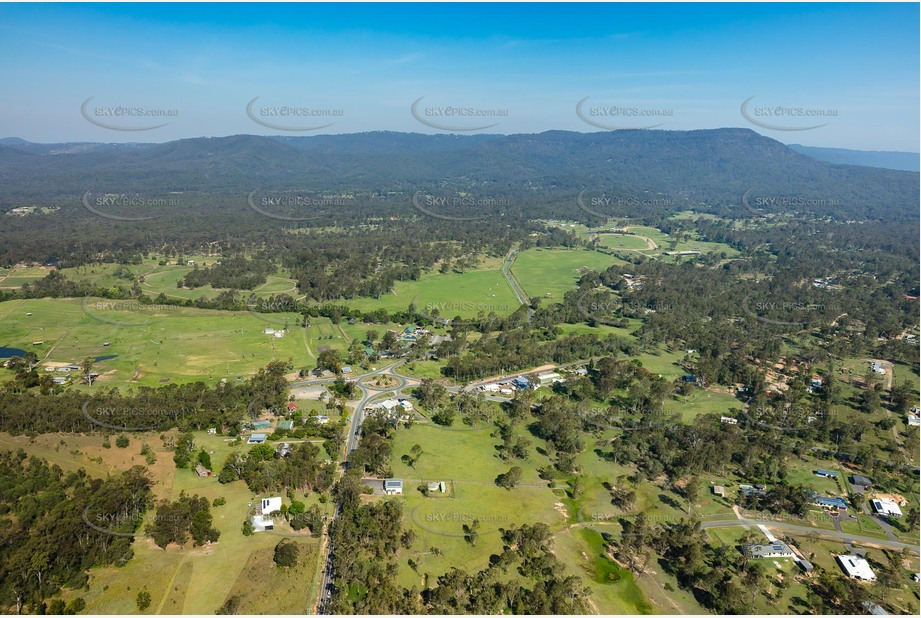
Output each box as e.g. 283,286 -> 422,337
261,496 -> 283,515
720,416 -> 739,425
837,555 -> 876,581
746,542 -> 795,559
251,514 -> 274,532
313,415 -> 330,424
263,328 -> 275,335
481,383 -> 500,393
383,478 -> 403,495
871,498 -> 903,518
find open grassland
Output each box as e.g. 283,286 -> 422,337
389,422 -> 566,589
0,298 -> 347,389
345,268 -> 518,319
511,248 -> 626,300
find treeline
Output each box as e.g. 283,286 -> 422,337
0,451 -> 153,614
440,331 -> 637,382
0,361 -> 291,435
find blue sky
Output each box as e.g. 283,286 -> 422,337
0,2 -> 917,150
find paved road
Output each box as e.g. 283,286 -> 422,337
315,360 -> 409,613
700,519 -> 919,554
501,249 -> 533,322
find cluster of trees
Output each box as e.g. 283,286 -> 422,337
422,523 -> 589,614
0,451 -> 153,614
146,492 -> 220,549
181,255 -> 274,290
218,441 -> 335,495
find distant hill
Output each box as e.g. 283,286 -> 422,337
0,129 -> 916,225
788,144 -> 919,172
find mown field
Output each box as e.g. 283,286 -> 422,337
346,268 -> 519,319
511,247 -> 626,301
0,298 -> 316,389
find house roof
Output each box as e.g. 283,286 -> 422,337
747,542 -> 794,558
814,469 -> 839,477
837,555 -> 876,580
384,478 -> 403,488
850,474 -> 873,486
871,499 -> 903,517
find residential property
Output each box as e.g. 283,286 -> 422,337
720,416 -> 738,425
745,542 -> 795,559
276,442 -> 292,458
427,481 -> 446,493
850,474 -> 873,489
810,493 -> 848,511
251,514 -> 274,532
814,469 -> 839,478
207,427 -> 217,434
481,383 -> 500,393
871,498 -> 903,518
341,366 -> 353,374
247,433 -> 267,444
313,415 -> 330,424
52,376 -> 68,385
383,478 -> 403,495
712,485 -> 725,497
907,413 -> 920,427
194,464 -> 211,477
836,555 -> 876,581
261,496 -> 282,514
263,328 -> 275,335
869,361 -> 885,375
